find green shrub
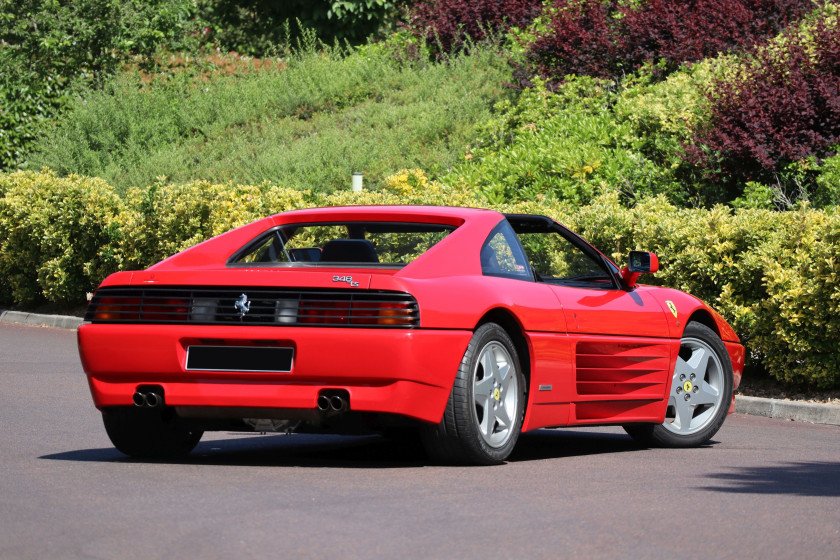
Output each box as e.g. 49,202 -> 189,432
754,209 -> 840,387
813,149 -> 840,207
119,181 -> 312,270
0,0 -> 195,83
0,171 -> 124,305
404,0 -> 542,56
732,154 -> 840,210
0,55 -> 73,171
195,0 -> 402,55
29,43 -> 512,195
525,0 -> 813,83
0,0 -> 197,171
446,76 -> 687,206
687,8 -> 840,204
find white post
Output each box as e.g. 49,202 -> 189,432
352,172 -> 363,192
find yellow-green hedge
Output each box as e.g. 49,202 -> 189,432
2,170 -> 839,388
119,180 -> 311,270
0,170 -> 124,304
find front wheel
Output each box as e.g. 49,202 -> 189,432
422,323 -> 525,465
102,407 -> 203,459
624,322 -> 733,447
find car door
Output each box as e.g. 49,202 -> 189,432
509,216 -> 674,425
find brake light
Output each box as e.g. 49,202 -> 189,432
353,302 -> 415,326
91,297 -> 141,321
88,296 -> 189,322
143,298 -> 189,321
299,301 -> 351,324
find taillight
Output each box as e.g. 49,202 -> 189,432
299,301 -> 351,324
353,302 -> 415,326
88,296 -> 189,322
142,298 -> 189,321
91,297 -> 141,321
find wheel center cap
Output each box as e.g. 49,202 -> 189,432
493,388 -> 500,401
683,381 -> 693,393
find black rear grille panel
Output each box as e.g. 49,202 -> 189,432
86,287 -> 419,328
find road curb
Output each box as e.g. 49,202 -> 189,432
0,310 -> 85,330
735,395 -> 840,427
2,310 -> 839,426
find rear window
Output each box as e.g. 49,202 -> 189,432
230,222 -> 456,267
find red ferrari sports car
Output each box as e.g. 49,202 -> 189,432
78,206 -> 744,464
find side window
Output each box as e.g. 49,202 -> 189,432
481,220 -> 533,281
235,231 -> 285,264
518,230 -> 615,288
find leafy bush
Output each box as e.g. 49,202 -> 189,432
731,153 -> 840,210
445,76 -> 687,205
0,0 -> 195,83
0,0 -> 196,171
0,171 -> 124,305
521,2 -> 837,206
615,0 -> 812,75
526,0 -> 813,82
814,149 -> 840,207
525,0 -> 619,81
612,60 -> 741,206
195,0 -> 401,55
382,168 -> 446,196
119,181 -> 311,269
754,208 -> 840,387
405,0 -> 543,55
688,15 -> 840,197
0,55 -> 72,171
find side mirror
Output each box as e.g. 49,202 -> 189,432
620,251 -> 659,288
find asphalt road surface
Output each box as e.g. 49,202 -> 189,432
2,322 -> 839,559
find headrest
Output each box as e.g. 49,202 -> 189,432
320,239 -> 380,263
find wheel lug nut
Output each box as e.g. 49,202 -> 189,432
690,374 -> 696,381
679,374 -> 686,381
693,386 -> 699,393
676,387 -> 682,394
684,394 -> 691,401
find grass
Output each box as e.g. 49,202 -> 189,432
30,42 -> 513,195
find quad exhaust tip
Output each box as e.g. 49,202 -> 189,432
329,395 -> 346,412
317,395 -> 331,411
317,391 -> 349,414
133,391 -> 163,408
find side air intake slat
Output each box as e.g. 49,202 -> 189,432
575,341 -> 671,398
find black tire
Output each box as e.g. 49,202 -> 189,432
624,322 -> 734,447
422,323 -> 525,465
102,407 -> 203,459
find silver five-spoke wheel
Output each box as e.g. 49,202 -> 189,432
664,336 -> 725,435
422,322 -> 525,465
473,340 -> 519,448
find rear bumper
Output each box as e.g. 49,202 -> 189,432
78,324 -> 472,424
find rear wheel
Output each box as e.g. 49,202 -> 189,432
624,322 -> 733,447
102,407 -> 203,459
422,323 -> 525,465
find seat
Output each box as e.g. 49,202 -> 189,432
480,244 -> 501,273
320,239 -> 379,263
